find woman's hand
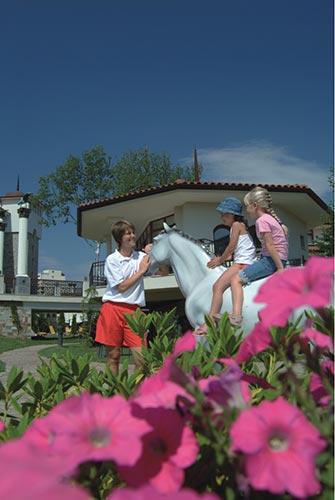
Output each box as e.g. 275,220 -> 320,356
139,255 -> 151,274
142,243 -> 152,254
207,256 -> 223,268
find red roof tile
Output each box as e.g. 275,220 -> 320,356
78,180 -> 325,210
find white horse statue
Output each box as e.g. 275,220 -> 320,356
151,223 -> 266,333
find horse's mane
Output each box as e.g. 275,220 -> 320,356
164,228 -> 215,258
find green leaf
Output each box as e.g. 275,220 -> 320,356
33,381 -> 44,400
71,358 -> 79,376
8,370 -> 27,394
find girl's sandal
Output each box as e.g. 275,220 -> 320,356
194,324 -> 208,335
229,314 -> 243,326
212,313 -> 223,323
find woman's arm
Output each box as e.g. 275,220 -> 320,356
117,255 -> 151,293
262,232 -> 284,271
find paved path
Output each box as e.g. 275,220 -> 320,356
0,345 -> 105,381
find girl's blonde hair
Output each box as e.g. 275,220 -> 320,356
244,186 -> 288,236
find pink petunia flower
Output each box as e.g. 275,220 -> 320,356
0,420 -> 5,432
135,353 -> 193,410
199,364 -> 250,409
135,330 -> 197,405
234,322 -> 272,364
218,358 -> 273,390
118,406 -> 199,493
300,327 -> 334,351
29,483 -> 90,500
21,416 -> 78,477
43,392 -> 151,467
173,330 -> 197,357
108,484 -> 218,500
0,439 -> 74,498
255,256 -> 334,328
135,379 -> 191,410
230,397 -> 326,498
310,360 -> 334,407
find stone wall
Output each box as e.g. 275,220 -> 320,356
0,301 -> 32,337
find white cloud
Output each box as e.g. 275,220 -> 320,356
182,142 -> 330,198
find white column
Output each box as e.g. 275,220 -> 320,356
16,206 -> 30,276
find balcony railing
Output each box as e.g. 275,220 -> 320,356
89,261 -> 107,287
3,276 -> 83,296
31,279 -> 83,297
88,252 -> 305,288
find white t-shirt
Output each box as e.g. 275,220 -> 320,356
102,249 -> 146,306
233,233 -> 257,265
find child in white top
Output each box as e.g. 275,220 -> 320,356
196,197 -> 256,334
230,186 -> 288,325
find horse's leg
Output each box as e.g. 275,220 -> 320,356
185,283 -> 213,329
185,295 -> 199,329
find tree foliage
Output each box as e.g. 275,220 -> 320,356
33,145 -> 197,226
112,148 -> 196,196
316,168 -> 334,257
70,314 -> 78,336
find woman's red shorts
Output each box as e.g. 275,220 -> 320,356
95,301 -> 143,347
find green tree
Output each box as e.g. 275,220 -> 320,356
70,314 -> 78,336
112,148 -> 197,196
316,168 -> 334,257
33,146 -> 198,227
81,286 -> 100,346
37,313 -> 49,333
32,145 -> 114,226
57,312 -> 66,346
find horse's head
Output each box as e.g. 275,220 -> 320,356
151,222 -> 174,263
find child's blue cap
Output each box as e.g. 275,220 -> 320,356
216,197 -> 243,216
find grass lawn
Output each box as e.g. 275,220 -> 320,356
0,335 -> 80,354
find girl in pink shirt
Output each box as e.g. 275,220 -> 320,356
229,186 -> 288,326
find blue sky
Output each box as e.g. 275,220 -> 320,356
0,0 -> 333,280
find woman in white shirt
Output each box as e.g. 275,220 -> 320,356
95,220 -> 151,374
